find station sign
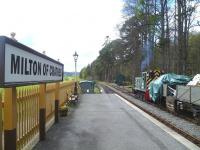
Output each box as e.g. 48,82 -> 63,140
0,36 -> 64,87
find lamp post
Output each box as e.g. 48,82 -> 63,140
73,51 -> 78,81
10,32 -> 17,41
73,51 -> 78,95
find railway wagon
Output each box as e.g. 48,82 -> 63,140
176,85 -> 200,117
133,70 -> 162,101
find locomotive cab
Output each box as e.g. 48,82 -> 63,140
142,72 -> 147,90
133,70 -> 162,101
133,72 -> 147,94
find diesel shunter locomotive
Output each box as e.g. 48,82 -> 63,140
133,70 -> 163,101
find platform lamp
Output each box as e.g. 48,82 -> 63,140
73,51 -> 78,95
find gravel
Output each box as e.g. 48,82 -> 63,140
102,83 -> 200,141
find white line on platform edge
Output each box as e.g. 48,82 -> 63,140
114,94 -> 200,150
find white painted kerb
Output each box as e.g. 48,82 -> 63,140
115,94 -> 200,150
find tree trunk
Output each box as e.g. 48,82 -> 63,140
165,1 -> 170,72
177,0 -> 183,74
160,0 -> 166,71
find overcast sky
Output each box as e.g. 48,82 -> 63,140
0,0 -> 124,72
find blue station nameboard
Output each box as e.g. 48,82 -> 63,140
0,36 -> 63,87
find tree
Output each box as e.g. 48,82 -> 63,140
80,0 -> 200,83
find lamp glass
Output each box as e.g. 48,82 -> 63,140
73,51 -> 78,61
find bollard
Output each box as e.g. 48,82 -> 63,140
39,84 -> 46,141
4,87 -> 17,150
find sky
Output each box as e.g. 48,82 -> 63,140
0,0 -> 124,72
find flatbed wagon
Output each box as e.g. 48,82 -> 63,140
176,85 -> 200,117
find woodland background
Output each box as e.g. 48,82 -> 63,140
80,0 -> 200,82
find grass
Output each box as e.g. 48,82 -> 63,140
94,85 -> 101,94
64,76 -> 80,81
94,87 -> 100,94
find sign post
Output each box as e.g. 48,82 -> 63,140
39,84 -> 46,141
4,87 -> 17,150
55,82 -> 60,123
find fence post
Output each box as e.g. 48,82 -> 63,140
55,82 -> 60,123
39,84 -> 46,141
4,87 -> 17,150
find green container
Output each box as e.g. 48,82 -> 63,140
79,80 -> 95,93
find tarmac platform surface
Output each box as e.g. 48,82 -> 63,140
34,94 -> 190,150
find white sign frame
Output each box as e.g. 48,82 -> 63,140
0,36 -> 64,87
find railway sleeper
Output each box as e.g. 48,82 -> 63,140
117,84 -> 200,124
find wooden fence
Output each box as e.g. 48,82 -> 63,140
0,81 -> 75,150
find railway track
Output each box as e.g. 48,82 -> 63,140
101,83 -> 200,147
110,84 -> 199,124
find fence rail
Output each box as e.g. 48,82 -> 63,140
0,81 -> 75,150
16,87 -> 39,150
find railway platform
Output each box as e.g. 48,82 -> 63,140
34,93 -> 199,150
